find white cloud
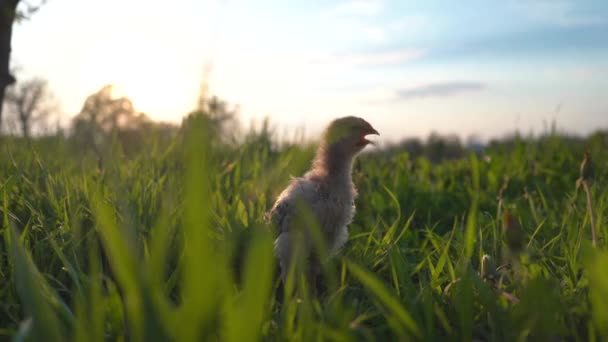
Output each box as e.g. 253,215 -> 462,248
319,2 -> 430,45
509,0 -> 604,27
359,25 -> 390,43
346,15 -> 430,44
388,15 -> 430,36
323,0 -> 384,18
309,48 -> 426,67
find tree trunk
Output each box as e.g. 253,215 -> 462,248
20,113 -> 28,138
0,0 -> 19,133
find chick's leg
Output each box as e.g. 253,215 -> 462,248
274,232 -> 292,284
307,251 -> 323,297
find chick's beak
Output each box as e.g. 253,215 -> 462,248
360,125 -> 379,146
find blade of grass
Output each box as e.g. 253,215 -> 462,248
8,225 -> 65,341
346,260 -> 421,340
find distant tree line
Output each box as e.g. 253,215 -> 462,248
1,68 -> 606,165
380,132 -> 481,163
0,67 -> 261,159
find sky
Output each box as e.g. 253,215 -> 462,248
11,0 -> 608,142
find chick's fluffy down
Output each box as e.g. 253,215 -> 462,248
269,176 -> 356,278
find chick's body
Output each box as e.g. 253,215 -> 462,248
271,172 -> 356,276
268,116 -> 378,284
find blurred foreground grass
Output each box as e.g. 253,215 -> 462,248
1,120 -> 608,341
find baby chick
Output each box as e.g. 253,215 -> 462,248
267,116 -> 379,290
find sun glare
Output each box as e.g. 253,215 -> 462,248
80,36 -> 200,123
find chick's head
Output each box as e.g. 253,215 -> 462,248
323,116 -> 379,155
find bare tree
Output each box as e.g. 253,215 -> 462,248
4,76 -> 55,137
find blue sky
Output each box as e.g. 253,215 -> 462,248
11,0 -> 608,142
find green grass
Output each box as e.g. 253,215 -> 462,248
1,123 -> 607,341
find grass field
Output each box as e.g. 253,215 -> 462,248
1,117 -> 607,341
